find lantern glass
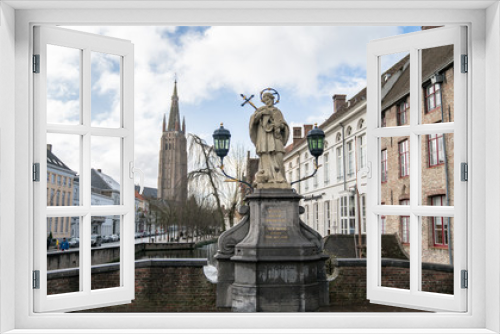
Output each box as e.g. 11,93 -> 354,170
212,124 -> 231,159
317,137 -> 324,150
307,125 -> 325,158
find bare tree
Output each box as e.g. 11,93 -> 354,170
224,143 -> 246,228
187,134 -> 226,232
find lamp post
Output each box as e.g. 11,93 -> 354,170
212,123 -> 254,191
291,124 -> 326,186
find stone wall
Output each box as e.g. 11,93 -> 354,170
46,258 -> 453,312
329,259 -> 454,306
47,243 -> 195,270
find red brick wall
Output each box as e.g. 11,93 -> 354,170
46,260 -> 453,311
329,260 -> 454,306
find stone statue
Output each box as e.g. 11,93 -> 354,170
249,90 -> 290,188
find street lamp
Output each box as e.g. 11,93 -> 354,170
212,123 -> 254,191
291,124 -> 326,186
212,123 -> 231,165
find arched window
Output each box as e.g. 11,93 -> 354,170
358,118 -> 365,129
336,132 -> 342,143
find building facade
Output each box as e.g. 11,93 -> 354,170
380,45 -> 454,264
284,44 -> 454,264
157,80 -> 188,203
46,144 -> 76,241
284,92 -> 368,242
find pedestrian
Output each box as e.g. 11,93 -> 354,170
61,238 -> 69,251
55,238 -> 59,251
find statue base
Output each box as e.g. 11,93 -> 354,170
215,188 -> 329,312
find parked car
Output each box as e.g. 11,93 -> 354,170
101,235 -> 112,243
91,235 -> 102,247
110,234 -> 119,242
68,237 -> 79,248
134,232 -> 141,239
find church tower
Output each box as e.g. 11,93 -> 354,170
157,80 -> 188,203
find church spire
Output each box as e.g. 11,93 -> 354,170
162,113 -> 166,132
182,116 -> 186,133
167,79 -> 180,131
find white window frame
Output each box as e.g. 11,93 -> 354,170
324,200 -> 331,235
1,2 -> 497,333
359,134 -> 367,169
324,152 -> 330,184
347,140 -> 355,177
336,145 -> 343,181
33,26 -> 135,313
367,26 -> 467,312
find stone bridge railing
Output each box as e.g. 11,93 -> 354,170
47,258 -> 453,312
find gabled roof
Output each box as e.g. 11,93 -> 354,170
135,190 -> 146,201
91,169 -> 120,192
382,44 -> 453,110
135,186 -> 158,199
47,149 -> 77,175
285,88 -> 366,154
285,42 -> 454,156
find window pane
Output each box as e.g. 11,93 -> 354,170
46,44 -> 81,125
92,215 -> 121,290
336,146 -> 343,181
421,133 -> 454,206
380,52 -> 410,128
91,136 -> 121,205
47,217 -> 81,295
380,215 -> 410,290
421,216 -> 454,295
46,133 -> 80,206
91,52 -> 121,128
381,137 -> 410,205
421,45 -> 454,124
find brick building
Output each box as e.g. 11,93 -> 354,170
284,44 -> 454,265
46,144 -> 76,241
381,44 -> 454,264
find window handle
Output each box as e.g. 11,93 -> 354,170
366,161 -> 372,179
129,162 -> 144,195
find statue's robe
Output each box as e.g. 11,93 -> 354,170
249,106 -> 290,185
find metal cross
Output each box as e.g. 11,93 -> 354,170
240,94 -> 257,110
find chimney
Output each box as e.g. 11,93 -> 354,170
304,124 -> 313,136
332,94 -> 347,113
47,144 -> 52,152
97,169 -> 102,173
293,127 -> 302,145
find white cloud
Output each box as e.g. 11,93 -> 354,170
51,25 -> 407,188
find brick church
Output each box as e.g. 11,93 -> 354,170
157,80 -> 188,203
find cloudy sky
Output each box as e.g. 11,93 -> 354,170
47,25 -> 418,188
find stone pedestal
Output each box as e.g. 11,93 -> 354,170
216,189 -> 328,312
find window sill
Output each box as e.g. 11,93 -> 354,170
425,105 -> 443,115
428,162 -> 445,168
432,245 -> 449,249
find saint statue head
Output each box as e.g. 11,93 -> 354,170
262,92 -> 275,107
